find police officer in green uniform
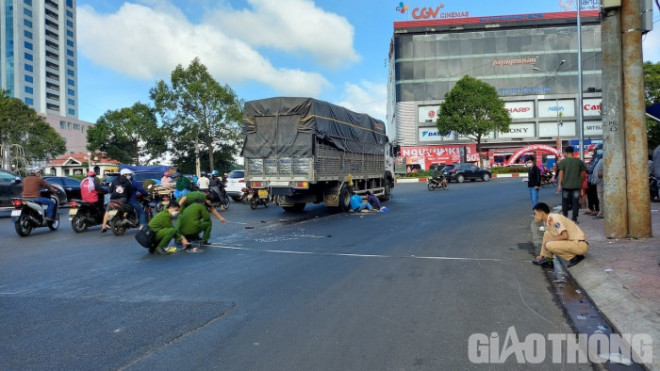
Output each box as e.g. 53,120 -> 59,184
147,200 -> 190,254
176,191 -> 227,226
178,201 -> 213,248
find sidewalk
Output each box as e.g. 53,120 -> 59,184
532,205 -> 660,370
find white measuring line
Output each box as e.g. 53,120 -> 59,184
207,243 -> 511,262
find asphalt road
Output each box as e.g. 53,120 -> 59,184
0,179 -> 590,370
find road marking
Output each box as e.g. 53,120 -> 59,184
206,244 -> 513,262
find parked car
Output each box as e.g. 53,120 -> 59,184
0,169 -> 67,207
101,171 -> 163,191
44,176 -> 82,203
442,163 -> 492,183
224,169 -> 245,201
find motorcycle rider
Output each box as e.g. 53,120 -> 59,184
124,169 -> 150,230
80,171 -> 105,218
208,170 -> 227,211
197,171 -> 210,192
101,168 -> 134,232
160,172 -> 173,185
21,167 -> 58,221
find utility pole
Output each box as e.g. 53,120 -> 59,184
621,0 -> 652,237
600,6 -> 628,238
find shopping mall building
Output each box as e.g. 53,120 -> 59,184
387,9 -> 602,170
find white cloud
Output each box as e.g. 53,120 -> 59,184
643,29 -> 660,63
77,2 -> 330,97
336,81 -> 387,122
208,0 -> 360,68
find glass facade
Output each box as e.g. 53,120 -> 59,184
389,12 -> 603,148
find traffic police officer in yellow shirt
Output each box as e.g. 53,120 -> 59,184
532,202 -> 589,268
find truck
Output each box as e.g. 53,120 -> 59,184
241,97 -> 395,212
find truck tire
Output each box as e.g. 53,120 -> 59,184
338,184 -> 352,212
382,181 -> 391,201
282,203 -> 306,212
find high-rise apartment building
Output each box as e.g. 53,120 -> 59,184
1,0 -> 90,155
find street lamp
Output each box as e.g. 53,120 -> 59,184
534,59 -> 565,150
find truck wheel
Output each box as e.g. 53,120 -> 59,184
381,181 -> 391,201
339,184 -> 352,212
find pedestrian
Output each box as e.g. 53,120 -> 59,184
147,200 -> 190,255
584,147 -> 601,216
653,144 -> 660,178
557,146 -> 586,223
366,191 -> 381,210
526,156 -> 541,206
593,148 -> 604,218
532,202 -> 589,268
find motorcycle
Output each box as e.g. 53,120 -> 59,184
541,172 -> 554,186
11,197 -> 60,237
244,187 -> 270,209
427,174 -> 448,191
107,196 -> 153,236
69,200 -> 105,233
208,185 -> 230,210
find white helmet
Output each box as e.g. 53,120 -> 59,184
120,168 -> 133,176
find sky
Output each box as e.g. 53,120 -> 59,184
75,0 -> 660,125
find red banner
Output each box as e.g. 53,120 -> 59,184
400,144 -> 478,170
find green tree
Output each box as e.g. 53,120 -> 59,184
436,76 -> 511,164
87,102 -> 166,165
644,61 -> 660,149
149,57 -> 243,175
0,90 -> 66,161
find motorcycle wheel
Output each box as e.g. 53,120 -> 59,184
442,181 -> 448,190
71,215 -> 87,233
427,181 -> 437,191
14,214 -> 32,237
111,220 -> 126,236
221,196 -> 230,210
250,199 -> 259,210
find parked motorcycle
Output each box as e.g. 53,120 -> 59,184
541,172 -> 554,186
427,174 -> 448,191
107,196 -> 153,236
246,187 -> 270,209
11,197 -> 60,237
69,200 -> 105,233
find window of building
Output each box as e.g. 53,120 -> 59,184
68,108 -> 75,116
24,30 -> 32,39
66,30 -> 73,37
24,52 -> 33,61
67,69 -> 74,76
67,49 -> 74,57
47,103 -> 60,111
66,0 -> 73,7
67,79 -> 75,86
67,88 -> 75,96
25,75 -> 33,83
66,20 -> 73,27
24,41 -> 33,50
25,97 -> 33,105
67,60 -> 74,67
23,8 -> 32,17
24,0 -> 32,5
67,122 -> 72,130
66,40 -> 74,47
66,10 -> 73,17
73,123 -> 80,130
60,121 -> 66,129
23,19 -> 32,28
68,98 -> 75,105
25,63 -> 33,72
25,86 -> 33,94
